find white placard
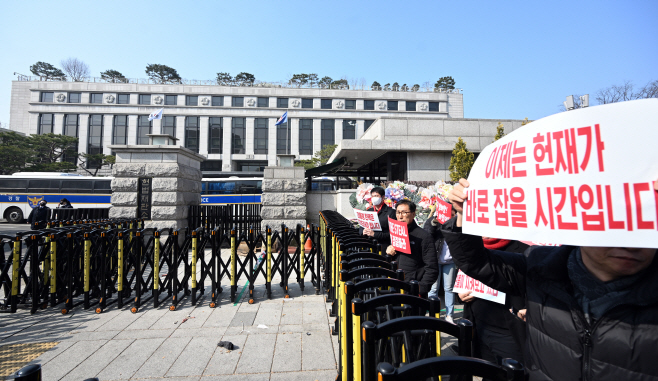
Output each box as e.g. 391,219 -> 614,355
463,99 -> 658,248
353,209 -> 382,231
453,270 -> 506,304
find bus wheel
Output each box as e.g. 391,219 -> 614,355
5,208 -> 23,223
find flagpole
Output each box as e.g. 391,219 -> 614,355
286,108 -> 290,155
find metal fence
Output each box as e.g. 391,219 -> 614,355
188,204 -> 262,233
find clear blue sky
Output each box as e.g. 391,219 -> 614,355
1,0 -> 656,126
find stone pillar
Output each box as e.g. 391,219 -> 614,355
108,144 -> 204,231
261,166 -> 306,231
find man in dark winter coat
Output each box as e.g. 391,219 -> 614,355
28,200 -> 51,230
359,186 -> 396,247
385,200 -> 439,297
446,178 -> 658,380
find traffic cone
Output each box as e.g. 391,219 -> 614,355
304,224 -> 313,253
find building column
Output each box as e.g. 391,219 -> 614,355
356,99 -> 365,110
222,117 -> 232,171
312,119 -> 321,153
245,117 -> 255,155
53,114 -> 65,135
356,120 -> 365,139
290,118 -> 299,156
175,116 -> 186,146
102,115 -> 114,154
199,116 -> 209,155
152,118 -> 162,134
127,115 -> 138,145
268,117 -> 277,165
78,114 -> 90,154
335,118 -> 343,143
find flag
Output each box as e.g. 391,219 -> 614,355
275,111 -> 288,125
148,108 -> 164,121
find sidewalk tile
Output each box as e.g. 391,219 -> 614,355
302,330 -> 336,371
60,339 -> 133,381
229,312 -> 257,327
96,337 -> 165,380
202,335 -> 248,375
133,337 -> 191,378
166,336 -> 217,377
41,340 -> 107,380
234,333 -> 277,374
270,370 -> 338,381
271,333 -> 301,372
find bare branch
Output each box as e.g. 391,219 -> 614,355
61,58 -> 90,81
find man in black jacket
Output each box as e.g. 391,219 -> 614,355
385,200 -> 438,297
28,200 -> 50,230
445,178 -> 658,380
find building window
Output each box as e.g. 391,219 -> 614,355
299,119 -> 313,155
321,119 -> 335,147
68,93 -> 81,103
137,115 -> 152,145
258,97 -> 269,107
90,93 -> 103,104
162,116 -> 176,137
429,102 -> 439,112
117,94 -> 130,104
239,161 -> 268,172
232,97 -> 244,107
40,92 -> 54,102
186,96 -> 198,106
232,117 -> 246,154
343,120 -> 356,140
113,115 -> 128,145
38,113 -> 54,134
63,114 -> 79,163
364,100 -> 375,110
321,99 -> 332,109
212,96 -> 224,106
277,98 -> 289,108
387,101 -> 398,111
185,117 -> 199,152
364,119 -> 375,131
139,94 -> 151,105
254,118 -> 268,154
345,99 -> 356,110
165,95 -> 178,105
302,98 -> 313,109
201,160 -> 222,171
87,115 -> 104,167
276,121 -> 290,154
406,101 -> 416,111
209,117 -> 222,154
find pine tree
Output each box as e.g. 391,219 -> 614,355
493,122 -> 505,142
449,137 -> 475,181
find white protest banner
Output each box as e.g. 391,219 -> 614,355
453,270 -> 506,304
353,209 -> 382,231
436,198 -> 452,224
463,99 -> 658,248
388,217 -> 411,254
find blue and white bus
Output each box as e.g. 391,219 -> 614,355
0,173 -> 264,223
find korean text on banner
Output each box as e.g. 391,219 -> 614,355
353,209 -> 382,231
436,199 -> 453,224
388,217 -> 411,254
453,270 -> 506,304
462,98 -> 658,248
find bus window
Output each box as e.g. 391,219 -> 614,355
206,181 -> 236,194
62,180 -> 93,193
0,179 -> 28,193
28,179 -> 61,193
93,180 -> 112,194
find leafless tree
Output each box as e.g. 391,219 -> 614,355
349,77 -> 359,90
359,77 -> 367,90
595,79 -> 657,104
61,58 -> 90,81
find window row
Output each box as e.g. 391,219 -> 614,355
39,92 -> 442,111
38,114 -> 368,156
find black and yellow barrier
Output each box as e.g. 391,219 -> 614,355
376,357 -> 526,381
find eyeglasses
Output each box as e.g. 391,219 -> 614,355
396,210 -> 413,215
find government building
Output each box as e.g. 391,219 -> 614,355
8,77 -> 526,181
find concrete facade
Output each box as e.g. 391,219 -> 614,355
9,80 -> 463,175
261,166 -> 307,230
109,145 -> 204,230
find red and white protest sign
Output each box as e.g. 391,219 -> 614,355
353,209 -> 382,231
388,217 -> 411,254
436,199 -> 453,224
463,99 -> 658,248
453,270 -> 506,304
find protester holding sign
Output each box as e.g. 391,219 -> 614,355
423,202 -> 458,322
446,176 -> 658,380
458,237 -> 528,368
359,186 -> 397,247
385,200 -> 438,297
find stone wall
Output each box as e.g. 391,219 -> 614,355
261,166 -> 306,231
109,145 -> 203,230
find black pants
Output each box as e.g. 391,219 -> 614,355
476,324 -> 524,373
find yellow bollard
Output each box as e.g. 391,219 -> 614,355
300,227 -> 305,283
117,233 -> 124,292
191,232 -> 198,289
266,229 -> 272,284
353,309 -> 362,381
230,230 -> 236,287
154,235 -> 160,290
50,235 -> 57,294
84,233 -> 91,293
11,238 -> 20,297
